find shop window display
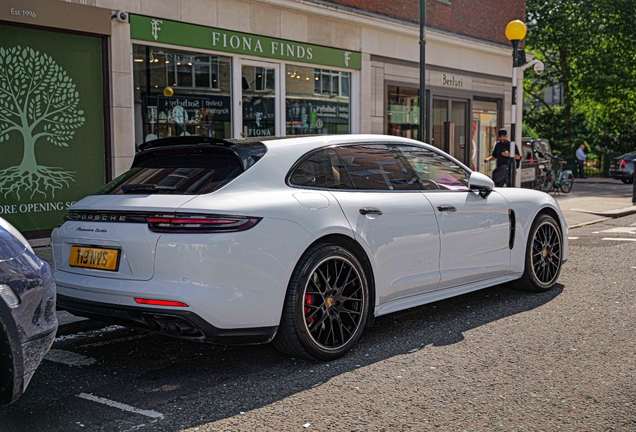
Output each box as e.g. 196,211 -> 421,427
133,45 -> 232,148
286,66 -> 350,135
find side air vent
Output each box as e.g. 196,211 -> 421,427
509,210 -> 516,249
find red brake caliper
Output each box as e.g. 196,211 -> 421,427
304,294 -> 313,324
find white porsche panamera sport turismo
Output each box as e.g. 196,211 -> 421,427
52,135 -> 567,360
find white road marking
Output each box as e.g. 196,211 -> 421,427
78,393 -> 165,420
601,238 -> 636,242
45,349 -> 97,367
600,227 -> 636,234
568,237 -> 579,240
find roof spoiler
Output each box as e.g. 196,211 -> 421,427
133,137 -> 267,171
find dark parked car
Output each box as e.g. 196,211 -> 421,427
0,217 -> 57,405
609,152 -> 636,184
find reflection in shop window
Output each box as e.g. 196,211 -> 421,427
165,53 -> 220,90
314,69 -> 350,97
387,85 -> 420,140
255,67 -> 275,91
133,45 -> 232,148
287,66 -> 350,135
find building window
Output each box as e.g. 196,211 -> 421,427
286,66 -> 350,135
133,45 -> 232,147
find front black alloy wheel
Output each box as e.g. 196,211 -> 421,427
274,244 -> 369,361
510,214 -> 563,292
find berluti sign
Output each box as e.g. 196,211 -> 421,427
430,71 -> 473,91
130,15 -> 362,70
0,0 -> 111,35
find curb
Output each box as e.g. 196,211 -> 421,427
569,206 -> 636,218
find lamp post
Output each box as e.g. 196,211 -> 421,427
513,58 -> 544,186
419,0 -> 426,142
505,20 -> 527,187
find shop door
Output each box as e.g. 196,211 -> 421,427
240,60 -> 280,137
431,98 -> 468,165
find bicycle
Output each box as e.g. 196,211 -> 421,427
535,154 -> 574,194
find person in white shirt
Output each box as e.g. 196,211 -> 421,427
576,144 -> 587,178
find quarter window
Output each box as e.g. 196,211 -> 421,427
394,145 -> 470,191
335,145 -> 414,191
289,151 -> 327,188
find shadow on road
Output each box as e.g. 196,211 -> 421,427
0,283 -> 563,430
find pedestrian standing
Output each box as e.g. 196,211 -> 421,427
484,129 -> 521,187
576,144 -> 587,178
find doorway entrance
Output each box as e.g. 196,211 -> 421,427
240,60 -> 280,137
431,98 -> 468,165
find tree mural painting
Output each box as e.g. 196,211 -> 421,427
0,46 -> 85,200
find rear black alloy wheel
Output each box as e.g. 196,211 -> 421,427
274,244 -> 369,361
510,214 -> 563,292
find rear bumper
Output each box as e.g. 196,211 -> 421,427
609,169 -> 634,180
57,295 -> 277,345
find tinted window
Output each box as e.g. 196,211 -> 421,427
335,145 -> 414,190
395,145 -> 470,191
94,154 -> 243,195
323,148 -> 355,189
289,151 -> 327,188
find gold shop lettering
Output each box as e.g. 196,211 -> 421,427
442,74 -> 463,88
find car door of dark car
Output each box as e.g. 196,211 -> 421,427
324,144 -> 442,305
394,145 -> 511,290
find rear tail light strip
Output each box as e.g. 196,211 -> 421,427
65,211 -> 261,233
146,215 -> 261,233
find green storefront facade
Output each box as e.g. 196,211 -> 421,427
0,0 -> 111,239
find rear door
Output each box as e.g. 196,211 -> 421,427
325,144 -> 441,304
394,144 -> 511,289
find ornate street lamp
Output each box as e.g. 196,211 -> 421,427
505,20 -> 527,187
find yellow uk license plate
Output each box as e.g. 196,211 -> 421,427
69,246 -> 120,271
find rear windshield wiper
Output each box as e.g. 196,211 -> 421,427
121,184 -> 176,193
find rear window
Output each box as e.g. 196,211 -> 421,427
94,153 -> 244,195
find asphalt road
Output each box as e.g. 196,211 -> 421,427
2,215 -> 635,431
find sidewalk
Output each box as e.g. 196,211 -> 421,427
553,177 -> 636,228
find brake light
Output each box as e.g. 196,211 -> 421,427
135,298 -> 189,307
146,214 -> 261,233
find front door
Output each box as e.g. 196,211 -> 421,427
394,144 -> 511,290
324,145 -> 441,304
240,60 -> 280,137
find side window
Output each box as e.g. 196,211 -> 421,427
323,148 -> 355,189
289,150 -> 327,188
334,144 -> 415,191
395,145 -> 470,191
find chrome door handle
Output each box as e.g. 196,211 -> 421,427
359,208 -> 383,216
437,205 -> 457,212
